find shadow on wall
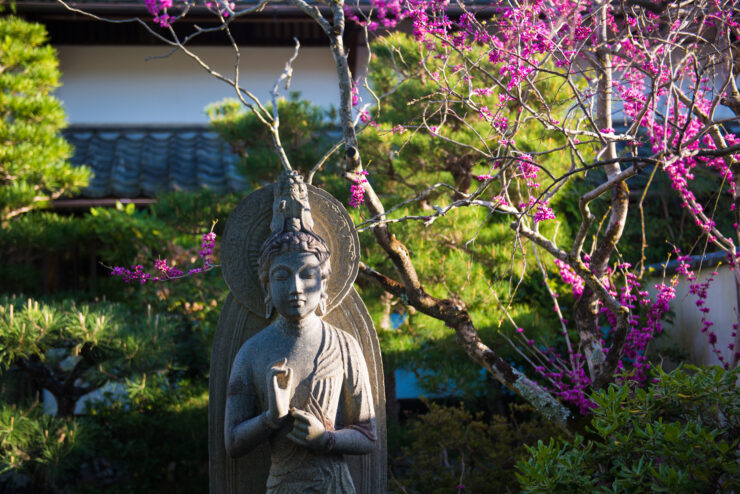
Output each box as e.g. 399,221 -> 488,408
648,252 -> 739,368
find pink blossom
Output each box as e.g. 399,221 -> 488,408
533,202 -> 555,223
111,231 -> 216,284
349,170 -> 369,208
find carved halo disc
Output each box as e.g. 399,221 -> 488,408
221,184 -> 360,316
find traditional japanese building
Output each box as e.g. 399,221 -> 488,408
14,0 -> 368,206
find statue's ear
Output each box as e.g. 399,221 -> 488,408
261,282 -> 274,319
316,279 -> 329,316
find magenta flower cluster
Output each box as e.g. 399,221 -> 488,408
136,0 -> 740,414
145,0 -> 236,27
554,259 -> 584,297
349,170 -> 369,208
343,0 -> 740,412
145,0 -> 174,27
111,231 -> 217,284
530,258 -> 678,410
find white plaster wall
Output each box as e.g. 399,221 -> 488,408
649,265 -> 739,367
56,45 -> 339,124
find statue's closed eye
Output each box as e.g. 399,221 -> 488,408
271,268 -> 290,280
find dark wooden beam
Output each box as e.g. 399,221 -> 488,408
51,198 -> 157,209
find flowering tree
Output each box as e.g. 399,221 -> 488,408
56,0 -> 740,428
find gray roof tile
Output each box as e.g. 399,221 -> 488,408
64,126 -> 249,198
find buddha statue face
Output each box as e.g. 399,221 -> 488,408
268,251 -> 324,321
258,230 -> 332,319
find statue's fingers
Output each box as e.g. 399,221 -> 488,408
291,418 -> 307,429
292,422 -> 309,434
271,374 -> 281,394
287,429 -> 308,446
290,408 -> 311,421
269,367 -> 289,377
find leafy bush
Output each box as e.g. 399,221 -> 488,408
77,375 -> 209,494
391,402 -> 556,493
517,365 -> 740,493
0,190 -> 237,297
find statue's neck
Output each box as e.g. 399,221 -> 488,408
275,314 -> 322,336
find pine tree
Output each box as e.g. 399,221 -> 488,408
0,16 -> 90,224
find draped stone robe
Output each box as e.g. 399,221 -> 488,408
226,321 -> 377,494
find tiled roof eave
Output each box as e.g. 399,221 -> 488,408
63,125 -> 250,200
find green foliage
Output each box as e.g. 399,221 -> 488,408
391,402 -> 556,493
354,32 -> 584,398
149,189 -> 240,236
0,16 -> 90,224
0,190 -> 237,295
0,187 -> 237,491
517,365 -> 740,493
0,403 -> 89,492
86,201 -> 172,265
207,92 -> 337,185
0,292 -> 214,491
0,297 -> 178,400
361,32 -> 576,200
76,376 -> 209,493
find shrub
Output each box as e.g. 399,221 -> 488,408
391,402 -> 556,493
516,365 -> 740,493
0,296 -> 211,492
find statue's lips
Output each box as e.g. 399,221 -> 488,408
288,297 -> 306,307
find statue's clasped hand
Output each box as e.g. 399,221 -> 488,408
264,359 -> 292,430
287,408 -> 333,452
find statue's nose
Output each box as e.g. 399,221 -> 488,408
289,275 -> 303,294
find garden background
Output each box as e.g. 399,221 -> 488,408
1,1 -> 739,492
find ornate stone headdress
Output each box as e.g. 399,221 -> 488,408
257,171 -> 332,318
269,170 -> 315,233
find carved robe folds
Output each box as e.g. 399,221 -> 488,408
255,324 -> 376,493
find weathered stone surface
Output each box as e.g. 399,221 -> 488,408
209,176 -> 385,494
220,184 -> 359,318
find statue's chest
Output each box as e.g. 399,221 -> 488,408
254,332 -> 342,406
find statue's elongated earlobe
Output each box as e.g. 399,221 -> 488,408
264,294 -> 273,319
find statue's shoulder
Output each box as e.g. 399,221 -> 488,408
233,323 -> 278,362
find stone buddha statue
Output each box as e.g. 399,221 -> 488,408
209,171 -> 385,494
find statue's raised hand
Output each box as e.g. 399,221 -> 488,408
264,359 -> 292,429
287,408 -> 330,451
